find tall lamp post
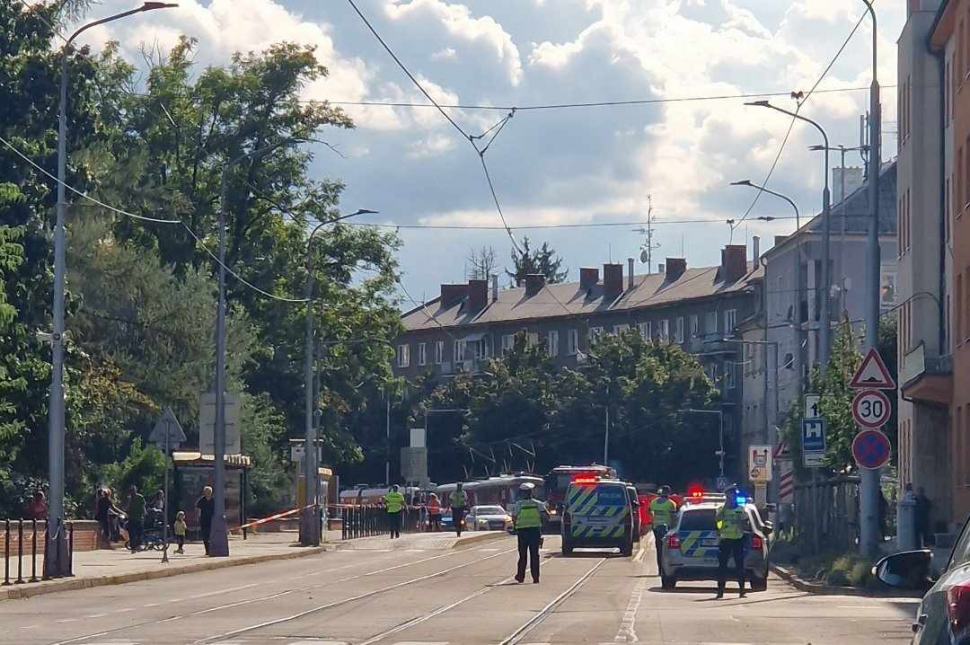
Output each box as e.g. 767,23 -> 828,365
746,101 -> 833,374
730,180 -> 804,407
301,209 -> 376,546
210,138 -> 304,557
47,1 -> 178,578
682,409 -> 725,479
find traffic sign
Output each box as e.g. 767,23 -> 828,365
852,429 -> 891,470
716,476 -> 730,491
802,418 -> 826,468
148,407 -> 186,450
748,444 -> 772,482
199,391 -> 241,456
804,393 -> 821,420
778,463 -> 794,503
401,446 -> 429,483
852,389 -> 892,429
850,348 -> 895,390
773,440 -> 790,460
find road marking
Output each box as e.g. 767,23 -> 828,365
614,577 -> 647,643
85,613 -> 109,618
114,608 -> 135,614
142,603 -> 160,608
57,618 -> 79,624
186,582 -> 258,601
20,625 -> 39,630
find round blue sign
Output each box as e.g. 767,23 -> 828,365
851,429 -> 891,470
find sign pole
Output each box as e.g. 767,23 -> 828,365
162,423 -> 170,564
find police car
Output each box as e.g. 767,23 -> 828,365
658,498 -> 772,590
561,477 -> 639,557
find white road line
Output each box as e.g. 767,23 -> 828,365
142,603 -> 160,608
114,608 -> 135,614
57,618 -> 79,624
186,582 -> 258,601
20,625 -> 39,630
85,613 -> 109,618
614,577 -> 647,643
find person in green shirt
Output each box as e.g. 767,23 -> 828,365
385,485 -> 406,539
649,486 -> 677,569
450,483 -> 469,537
715,485 -> 748,599
126,485 -> 146,552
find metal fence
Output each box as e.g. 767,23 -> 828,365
2,519 -> 74,585
793,476 -> 860,554
339,506 -> 421,540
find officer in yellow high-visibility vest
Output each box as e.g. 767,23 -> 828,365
450,483 -> 469,537
715,485 -> 747,599
511,482 -> 546,583
649,486 -> 677,569
385,485 -> 406,539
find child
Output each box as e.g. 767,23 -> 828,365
174,510 -> 187,554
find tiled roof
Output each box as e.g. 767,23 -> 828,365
401,262 -> 763,332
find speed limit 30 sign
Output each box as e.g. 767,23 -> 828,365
852,389 -> 891,429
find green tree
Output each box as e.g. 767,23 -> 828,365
506,237 -> 568,286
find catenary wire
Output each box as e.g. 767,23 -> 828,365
0,133 -> 309,304
345,215 -> 798,231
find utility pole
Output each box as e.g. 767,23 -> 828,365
860,0 -> 882,560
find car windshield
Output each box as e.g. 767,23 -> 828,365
475,506 -> 505,515
678,509 -> 717,531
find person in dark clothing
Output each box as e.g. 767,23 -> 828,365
96,489 -> 112,546
878,490 -> 888,541
126,485 -> 146,552
916,487 -> 933,547
196,486 -> 214,555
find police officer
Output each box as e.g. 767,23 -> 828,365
511,482 -> 545,583
385,485 -> 406,539
649,486 -> 677,569
715,485 -> 747,599
451,482 -> 468,537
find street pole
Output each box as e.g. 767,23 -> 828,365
746,101 -> 831,374
210,166 -> 231,558
861,0 -> 882,560
47,1 -> 178,578
604,389 -> 610,465
385,394 -> 391,487
162,424 -> 170,564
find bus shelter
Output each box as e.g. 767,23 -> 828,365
172,452 -> 250,534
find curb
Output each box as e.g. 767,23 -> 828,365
0,544 -> 334,601
770,563 -> 920,598
452,532 -> 507,549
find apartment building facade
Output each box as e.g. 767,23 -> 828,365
393,245 -> 764,481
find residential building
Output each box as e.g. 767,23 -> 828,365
394,245 -> 764,480
919,0 -> 968,531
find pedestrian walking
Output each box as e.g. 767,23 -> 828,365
649,486 -> 677,570
916,487 -> 933,547
95,488 -> 115,547
196,486 -> 214,555
173,511 -> 187,554
511,482 -> 545,584
427,493 -> 442,532
126,485 -> 146,552
385,485 -> 406,539
450,482 -> 468,537
26,490 -> 47,520
715,485 -> 746,599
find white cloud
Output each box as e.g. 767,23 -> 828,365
408,133 -> 458,158
431,47 -> 458,60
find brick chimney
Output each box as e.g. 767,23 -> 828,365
525,273 -> 546,297
720,244 -> 748,283
603,263 -> 623,298
665,257 -> 686,281
440,284 -> 467,307
580,267 -> 599,290
467,279 -> 488,312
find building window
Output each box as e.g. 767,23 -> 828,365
454,340 -> 466,362
707,362 -> 719,384
615,323 -> 630,335
638,321 -> 651,340
588,326 -> 604,343
658,319 -> 670,343
675,317 -> 685,344
527,331 -> 540,346
547,330 -> 559,357
725,362 -> 736,389
434,340 -> 444,364
706,311 -> 718,337
502,334 -> 515,356
396,344 -> 410,368
418,342 -> 427,366
724,309 -> 737,334
690,315 -> 699,338
567,329 -> 579,355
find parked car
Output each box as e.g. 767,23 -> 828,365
467,505 -> 512,531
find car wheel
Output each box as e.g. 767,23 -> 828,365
661,574 -> 677,590
750,573 -> 768,591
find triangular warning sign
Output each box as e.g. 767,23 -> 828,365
850,348 -> 895,390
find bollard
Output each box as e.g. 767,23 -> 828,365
29,519 -> 38,583
15,520 -> 24,584
897,498 -> 918,550
3,519 -> 9,586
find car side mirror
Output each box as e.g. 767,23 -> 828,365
872,550 -> 934,591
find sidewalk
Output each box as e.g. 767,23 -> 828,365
0,531 -> 332,601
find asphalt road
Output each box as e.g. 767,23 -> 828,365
0,533 -> 919,645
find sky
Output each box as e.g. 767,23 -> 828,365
75,0 -> 906,307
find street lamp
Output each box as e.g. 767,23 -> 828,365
746,100 -> 833,374
730,180 -> 804,405
210,138 -> 306,557
682,409 -> 725,479
301,209 -> 376,546
47,1 -> 178,578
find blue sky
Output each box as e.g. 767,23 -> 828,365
79,0 -> 906,306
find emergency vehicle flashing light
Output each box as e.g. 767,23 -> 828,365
572,476 -> 600,485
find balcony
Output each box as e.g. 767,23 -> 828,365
901,343 -> 952,405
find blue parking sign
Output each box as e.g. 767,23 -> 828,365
802,419 -> 826,453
